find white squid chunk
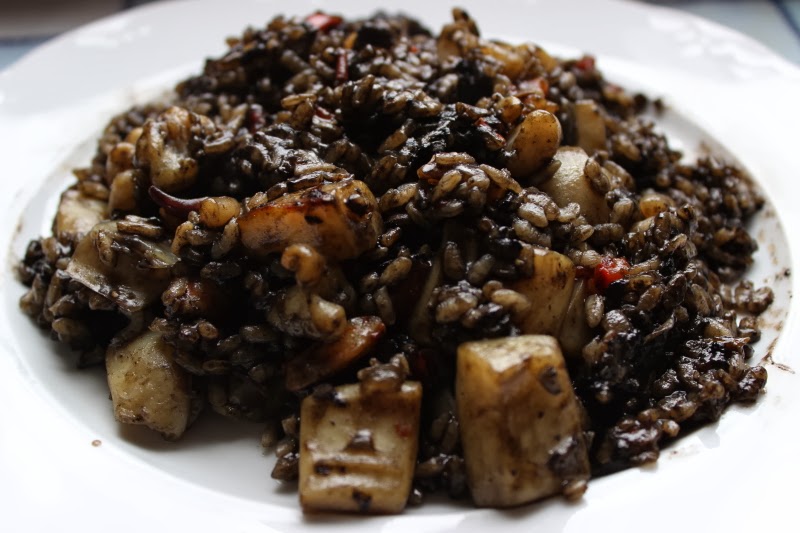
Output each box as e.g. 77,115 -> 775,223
456,335 -> 590,507
298,381 -> 422,514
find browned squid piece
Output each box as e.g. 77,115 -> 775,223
298,357 -> 422,514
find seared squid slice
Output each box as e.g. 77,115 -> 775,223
54,188 -> 107,244
239,178 -> 382,261
557,278 -> 593,359
135,106 -> 216,193
285,316 -> 386,392
66,221 -> 177,314
298,380 -> 422,514
539,146 -> 610,224
456,335 -> 590,507
106,331 -> 191,440
510,248 -> 575,336
572,99 -> 607,154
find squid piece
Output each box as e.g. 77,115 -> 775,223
239,178 -> 382,261
54,188 -> 107,244
285,316 -> 386,392
136,106 -> 216,193
106,331 -> 191,440
557,278 -> 593,359
66,221 -> 177,314
436,8 -> 479,63
481,41 -> 527,79
573,99 -> 607,154
532,46 -> 559,72
408,254 -> 442,346
539,147 -> 610,224
298,380 -> 422,514
510,248 -> 575,336
456,335 -> 590,507
108,170 -> 138,212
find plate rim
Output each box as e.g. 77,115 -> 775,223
1,1 -> 799,532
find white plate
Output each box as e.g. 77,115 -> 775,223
1,1 -> 799,531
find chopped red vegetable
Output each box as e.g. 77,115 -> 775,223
575,55 -> 596,71
593,256 -> 630,291
304,12 -> 343,32
245,104 -> 265,133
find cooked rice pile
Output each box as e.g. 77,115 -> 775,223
18,9 -> 771,507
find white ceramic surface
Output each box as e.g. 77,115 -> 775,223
1,1 -> 799,531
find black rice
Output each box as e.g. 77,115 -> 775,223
17,8 -> 773,505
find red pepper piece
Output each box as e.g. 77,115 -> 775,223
245,104 -> 265,133
304,12 -> 343,32
593,256 -> 630,292
575,55 -> 596,71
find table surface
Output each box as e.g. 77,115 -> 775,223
2,0 -> 800,70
